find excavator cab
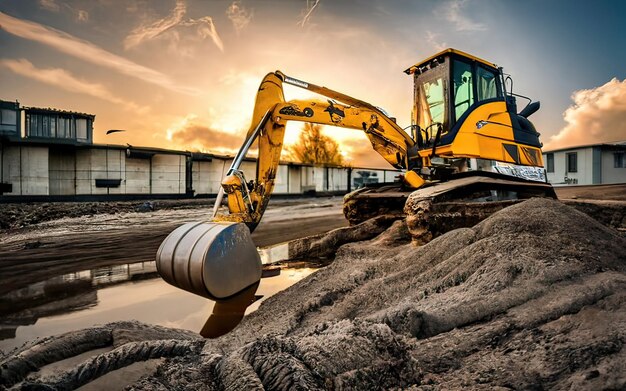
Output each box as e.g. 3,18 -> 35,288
405,49 -> 543,173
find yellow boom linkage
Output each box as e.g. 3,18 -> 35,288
213,71 -> 422,230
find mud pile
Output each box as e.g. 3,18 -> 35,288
2,198 -> 625,390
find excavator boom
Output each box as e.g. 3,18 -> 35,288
211,71 -> 420,229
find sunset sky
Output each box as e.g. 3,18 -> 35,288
1,0 -> 625,168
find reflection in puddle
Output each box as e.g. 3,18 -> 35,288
0,259 -> 319,352
200,281 -> 261,338
0,261 -> 159,342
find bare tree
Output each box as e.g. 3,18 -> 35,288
287,123 -> 344,165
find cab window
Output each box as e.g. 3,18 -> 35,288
414,60 -> 449,135
453,60 -> 474,122
476,65 -> 500,101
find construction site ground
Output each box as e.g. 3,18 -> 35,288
0,184 -> 625,389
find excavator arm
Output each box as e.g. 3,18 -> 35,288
212,71 -> 420,231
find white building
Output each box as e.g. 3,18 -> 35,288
542,142 -> 626,186
0,99 -> 400,200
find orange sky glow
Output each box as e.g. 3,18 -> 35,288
1,0 -> 625,168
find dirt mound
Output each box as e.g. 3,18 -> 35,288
5,198 -> 626,390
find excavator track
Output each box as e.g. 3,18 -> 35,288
344,172 -> 556,244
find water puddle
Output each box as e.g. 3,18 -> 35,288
0,248 -> 320,352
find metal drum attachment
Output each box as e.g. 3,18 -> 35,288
156,222 -> 262,299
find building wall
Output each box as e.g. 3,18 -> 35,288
287,165 -> 301,194
125,158 -> 150,194
544,147 -> 626,186
1,145 -> 49,195
273,164 -> 289,194
49,149 -> 76,195
192,161 -> 212,195
0,143 -> 402,198
75,150 -> 92,194
601,150 -> 626,184
75,149 -> 126,195
544,147 -> 594,185
352,168 -> 389,189
301,166 -> 315,192
151,154 -> 186,194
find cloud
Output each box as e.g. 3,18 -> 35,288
124,0 -> 224,52
38,0 -> 90,24
226,1 -> 253,34
442,0 -> 486,32
426,30 -> 447,51
166,114 -> 244,153
0,58 -> 150,114
181,16 -> 224,52
39,0 -> 60,12
298,0 -> 320,27
0,11 -> 200,95
543,78 -> 626,150
76,10 -> 89,22
124,0 -> 186,49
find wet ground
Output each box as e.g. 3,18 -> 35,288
0,259 -> 318,353
0,197 -> 347,353
0,197 -> 347,296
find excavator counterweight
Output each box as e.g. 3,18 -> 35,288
156,48 -> 555,300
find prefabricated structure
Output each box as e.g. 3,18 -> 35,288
542,142 -> 626,186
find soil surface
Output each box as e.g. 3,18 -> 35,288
554,183 -> 626,201
2,198 -> 625,390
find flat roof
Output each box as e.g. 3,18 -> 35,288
404,48 -> 498,75
24,105 -> 95,119
542,141 -> 626,153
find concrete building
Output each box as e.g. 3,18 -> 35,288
542,142 -> 626,186
0,99 -> 401,201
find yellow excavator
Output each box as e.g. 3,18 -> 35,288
156,48 -> 555,300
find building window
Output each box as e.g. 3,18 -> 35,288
76,118 -> 88,140
0,101 -> 20,135
566,152 -> 577,173
546,153 -> 554,173
58,117 -> 69,138
615,152 -> 626,168
1,109 -> 17,125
